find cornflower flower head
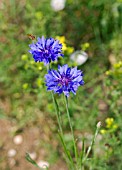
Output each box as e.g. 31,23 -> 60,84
29,36 -> 63,65
45,64 -> 84,97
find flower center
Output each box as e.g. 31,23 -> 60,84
45,49 -> 49,54
59,76 -> 70,86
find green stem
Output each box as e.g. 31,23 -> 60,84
51,92 -> 75,168
83,122 -> 101,163
51,92 -> 62,133
64,96 -> 78,166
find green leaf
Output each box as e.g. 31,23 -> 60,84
25,153 -> 43,170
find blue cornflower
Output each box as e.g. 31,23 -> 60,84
45,64 -> 84,97
29,36 -> 63,65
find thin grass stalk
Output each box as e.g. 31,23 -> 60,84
83,122 -> 101,163
79,138 -> 85,169
64,95 -> 78,168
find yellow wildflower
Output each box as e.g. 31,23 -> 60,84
21,54 -> 28,61
81,42 -> 90,51
62,43 -> 67,51
36,62 -> 44,69
38,66 -> 42,70
100,129 -> 107,134
22,83 -> 28,89
30,60 -> 35,65
36,78 -> 43,87
114,61 -> 122,69
66,47 -> 74,54
35,11 -> 43,20
105,118 -> 114,128
84,43 -> 90,48
56,36 -> 67,51
105,70 -> 111,76
112,124 -> 118,130
56,36 -> 65,43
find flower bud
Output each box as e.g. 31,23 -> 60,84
97,121 -> 101,128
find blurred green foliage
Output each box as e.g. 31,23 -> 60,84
0,0 -> 122,169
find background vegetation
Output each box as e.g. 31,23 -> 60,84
0,0 -> 122,169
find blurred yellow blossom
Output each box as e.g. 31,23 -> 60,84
106,117 -> 118,130
105,118 -> 114,128
114,61 -> 122,69
62,43 -> 67,51
56,36 -> 67,51
38,66 -> 42,70
109,61 -> 122,76
36,78 -> 43,87
56,36 -> 65,43
113,124 -> 118,129
66,47 -> 74,54
36,62 -> 44,70
30,60 -> 35,65
100,129 -> 107,134
105,70 -> 111,76
81,42 -> 90,51
22,83 -> 28,89
35,11 -> 43,20
101,117 -> 118,135
21,54 -> 28,61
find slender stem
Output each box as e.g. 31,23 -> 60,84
64,96 -> 78,165
51,92 -> 62,133
83,123 -> 101,163
79,138 -> 85,169
51,92 -> 75,168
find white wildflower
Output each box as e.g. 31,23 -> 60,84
70,50 -> 88,65
51,0 -> 66,11
13,135 -> 23,145
8,149 -> 17,157
37,160 -> 49,169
